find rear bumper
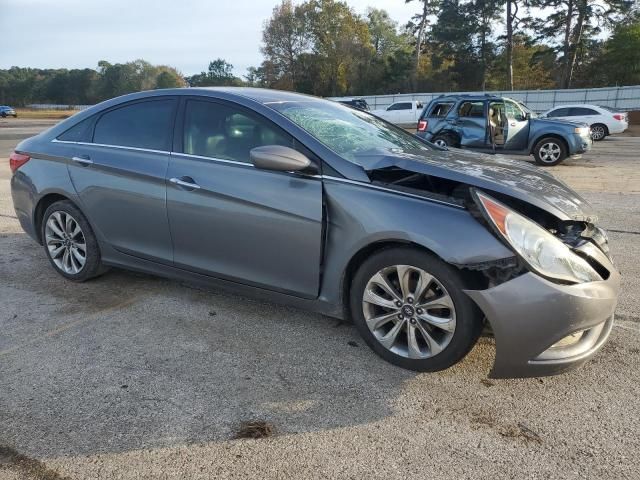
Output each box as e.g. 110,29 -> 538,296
608,122 -> 628,134
465,245 -> 620,378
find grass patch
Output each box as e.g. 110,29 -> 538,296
14,109 -> 80,120
233,420 -> 276,439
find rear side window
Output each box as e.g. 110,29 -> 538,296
182,100 -> 293,164
548,108 -> 569,117
569,107 -> 598,116
458,101 -> 485,118
93,99 -> 175,151
388,102 -> 412,111
428,102 -> 454,117
57,116 -> 94,142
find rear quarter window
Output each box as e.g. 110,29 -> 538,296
428,102 -> 454,117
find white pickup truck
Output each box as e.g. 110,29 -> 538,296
373,101 -> 424,126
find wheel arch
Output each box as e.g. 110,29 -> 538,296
340,240 -> 484,320
591,122 -> 609,136
529,133 -> 569,155
432,130 -> 461,147
33,193 -> 78,244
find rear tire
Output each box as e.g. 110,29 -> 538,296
349,247 -> 483,372
41,200 -> 106,282
533,137 -> 567,166
431,134 -> 457,148
590,123 -> 608,141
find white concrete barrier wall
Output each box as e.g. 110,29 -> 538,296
330,85 -> 640,113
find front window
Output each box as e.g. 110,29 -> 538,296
183,100 -> 293,163
505,100 -> 527,121
267,100 -> 432,163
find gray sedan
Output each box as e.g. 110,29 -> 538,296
9,88 -> 619,378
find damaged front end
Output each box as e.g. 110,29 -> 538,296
360,154 -> 619,378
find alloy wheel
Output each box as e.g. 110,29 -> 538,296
538,142 -> 562,163
434,138 -> 448,148
362,265 -> 456,359
591,125 -> 606,141
45,211 -> 87,274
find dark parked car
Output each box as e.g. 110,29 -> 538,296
416,94 -> 592,166
10,88 -> 619,378
1,105 -> 17,118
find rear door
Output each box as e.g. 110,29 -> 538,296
166,98 -> 323,298
456,100 -> 487,147
67,98 -> 177,263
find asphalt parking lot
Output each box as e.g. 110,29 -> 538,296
1,118 -> 639,479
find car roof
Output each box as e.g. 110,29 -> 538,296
431,94 -> 504,102
546,104 -> 604,109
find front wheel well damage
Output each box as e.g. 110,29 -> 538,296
341,240 -> 488,321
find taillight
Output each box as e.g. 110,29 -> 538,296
9,152 -> 30,173
417,120 -> 428,132
613,114 -> 625,121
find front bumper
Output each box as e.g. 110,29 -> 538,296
570,132 -> 593,155
465,243 -> 620,378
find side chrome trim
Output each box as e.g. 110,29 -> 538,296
52,139 -> 169,155
321,175 -> 465,209
170,151 -> 251,168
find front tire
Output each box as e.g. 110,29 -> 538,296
590,123 -> 608,141
533,137 -> 567,166
349,247 -> 483,372
41,200 -> 105,282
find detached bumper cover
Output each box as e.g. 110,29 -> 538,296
465,255 -> 620,378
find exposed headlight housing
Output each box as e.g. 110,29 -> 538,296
575,126 -> 590,136
474,191 -> 601,284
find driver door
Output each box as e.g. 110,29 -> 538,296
503,100 -> 530,150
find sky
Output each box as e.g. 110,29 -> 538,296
1,0 -> 419,77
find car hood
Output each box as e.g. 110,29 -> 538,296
532,117 -> 587,128
353,147 -> 597,222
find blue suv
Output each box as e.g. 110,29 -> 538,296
416,95 -> 592,166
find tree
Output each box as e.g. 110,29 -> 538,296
593,21 -> 640,85
505,0 -> 522,90
155,68 -> 186,89
261,0 -> 310,89
406,0 -> 442,72
186,59 -> 242,87
304,0 -> 372,96
529,0 -> 633,88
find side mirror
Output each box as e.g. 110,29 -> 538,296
250,145 -> 312,172
525,112 -> 531,120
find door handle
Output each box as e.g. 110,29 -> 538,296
169,177 -> 201,190
71,156 -> 93,166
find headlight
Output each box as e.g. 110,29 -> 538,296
475,191 -> 601,284
575,126 -> 590,136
